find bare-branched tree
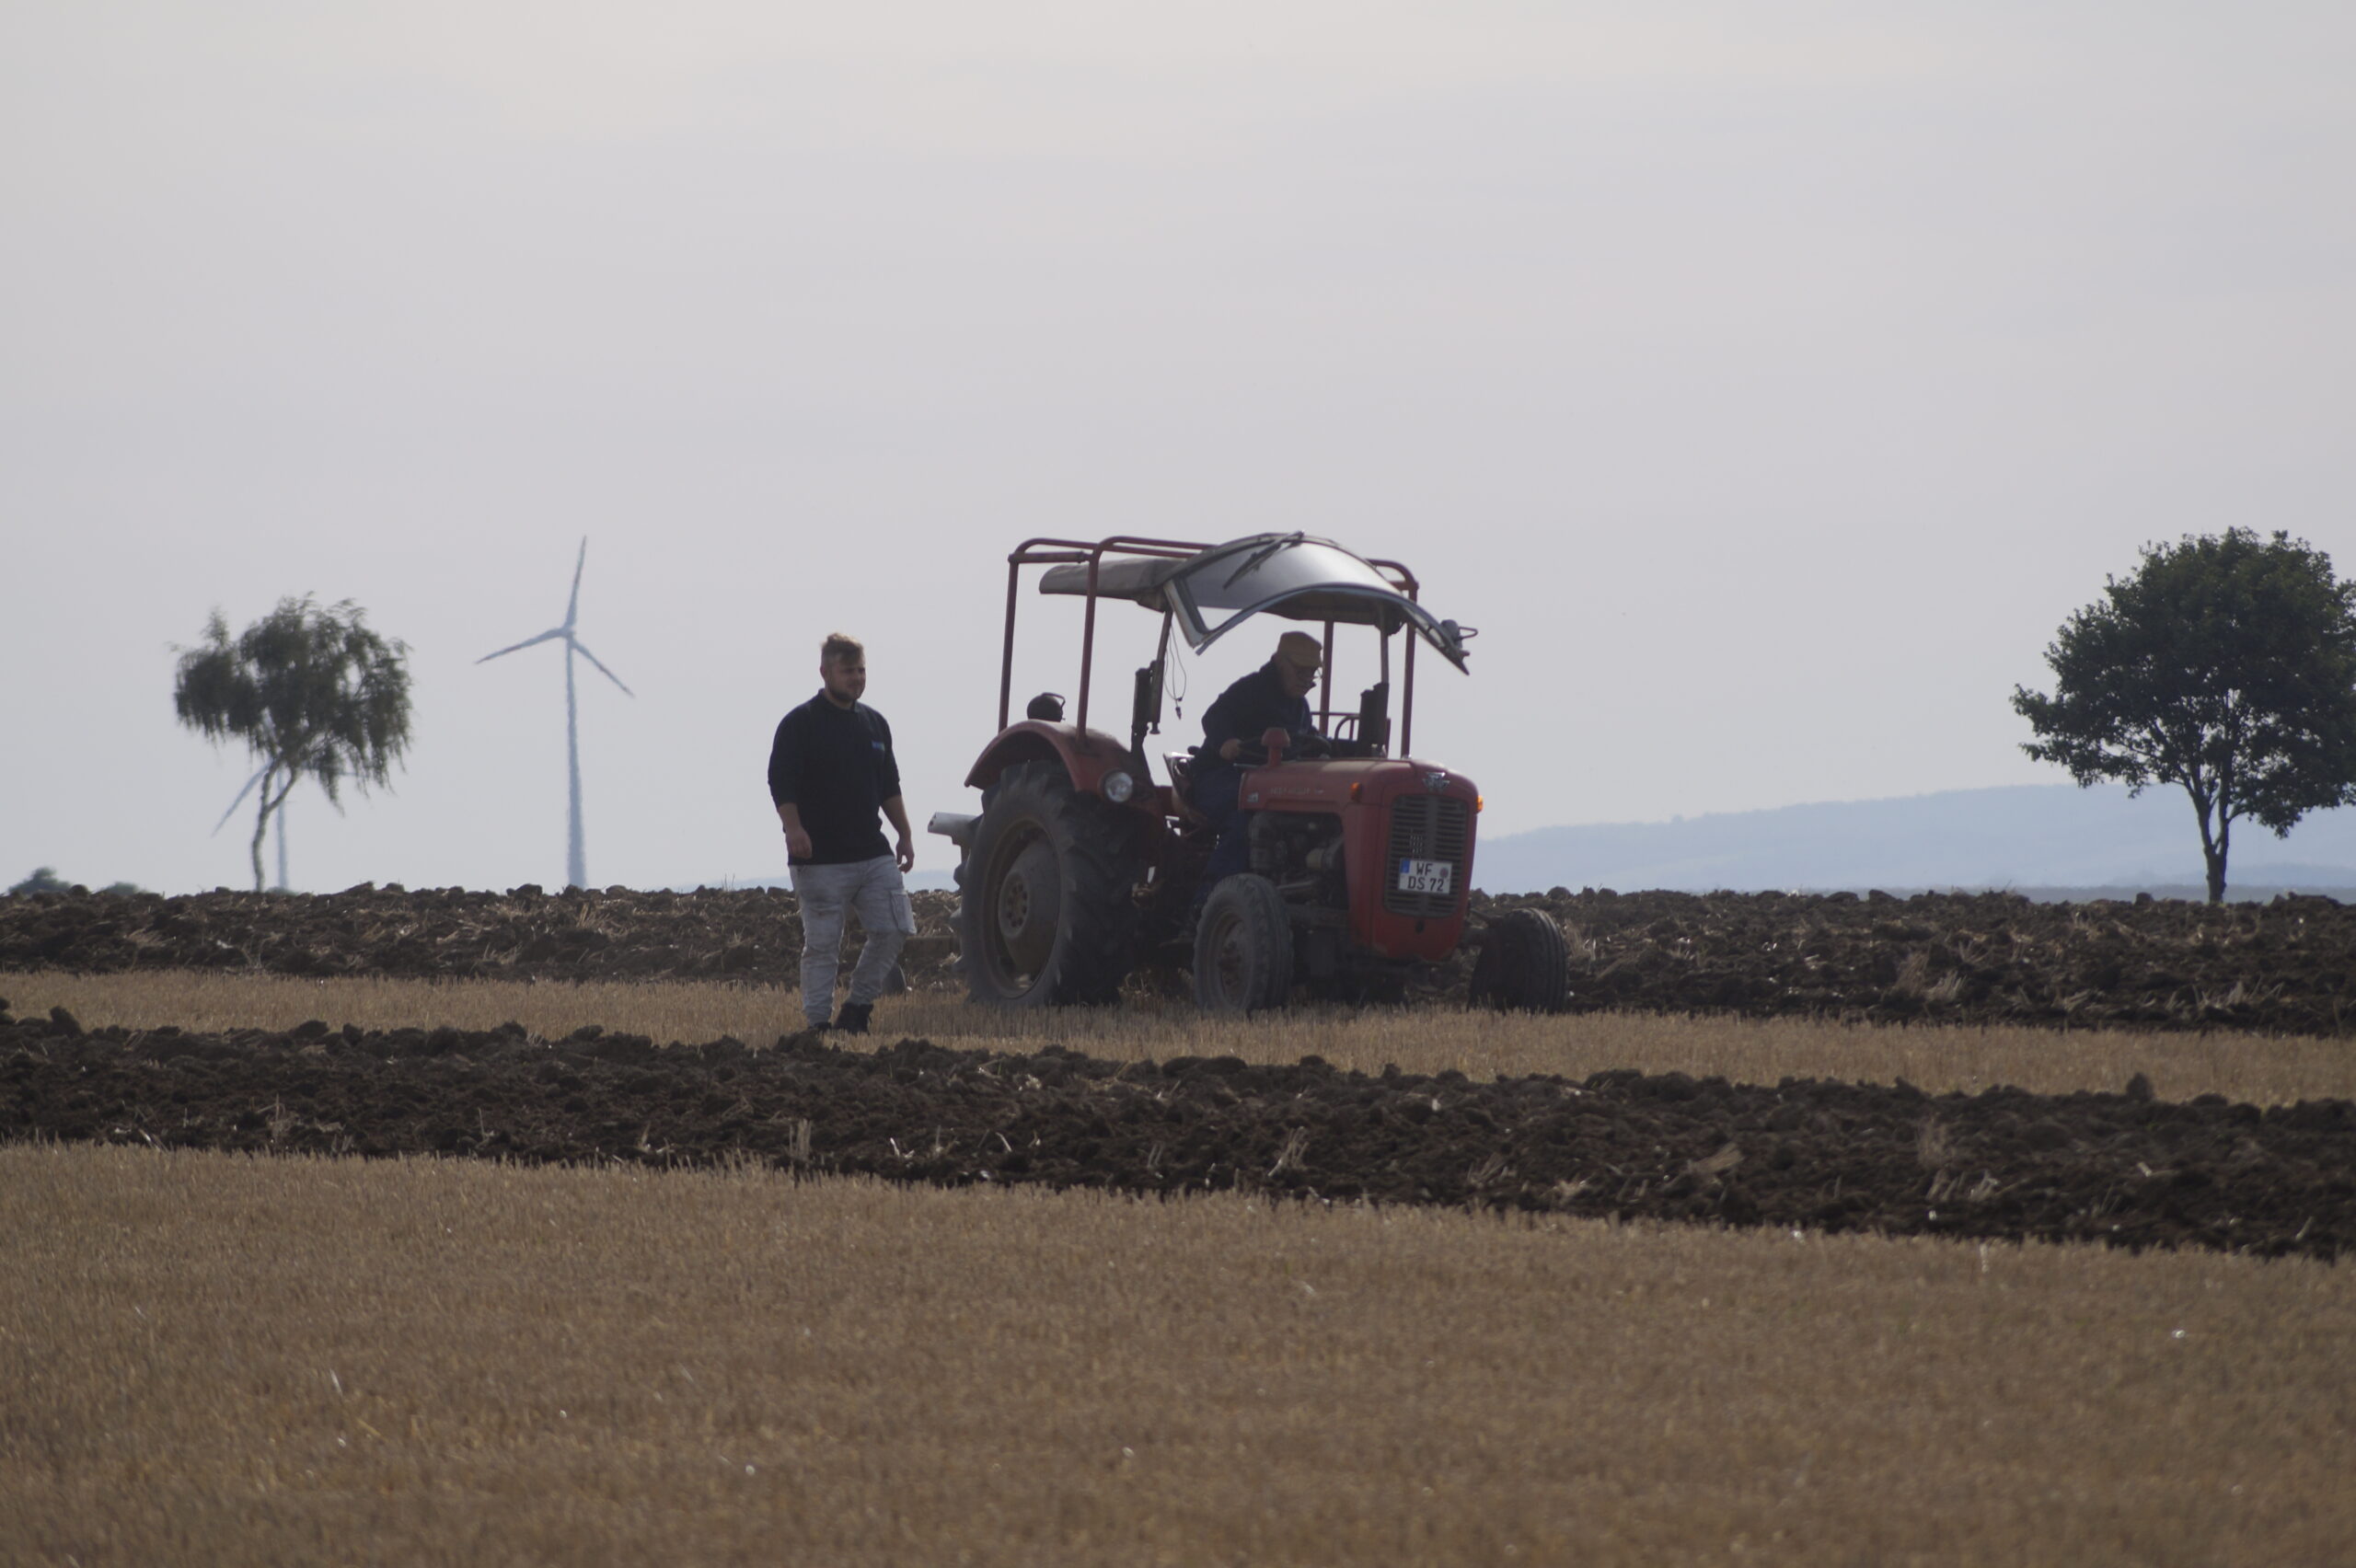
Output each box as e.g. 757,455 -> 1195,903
174,597 -> 414,892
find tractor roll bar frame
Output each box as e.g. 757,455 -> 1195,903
997,536 -> 1425,753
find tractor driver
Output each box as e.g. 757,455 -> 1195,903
1193,629 -> 1327,892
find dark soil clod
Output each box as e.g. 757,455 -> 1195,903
4,1020 -> 2348,1262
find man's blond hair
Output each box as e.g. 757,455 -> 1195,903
821,632 -> 864,664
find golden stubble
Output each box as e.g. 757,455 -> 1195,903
7,968 -> 2353,1103
2,1145 -> 2350,1567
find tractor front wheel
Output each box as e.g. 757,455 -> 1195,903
1469,908 -> 1572,1012
957,763 -> 1141,1007
1193,874 -> 1294,1013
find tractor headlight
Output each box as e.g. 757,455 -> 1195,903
1102,769 -> 1136,804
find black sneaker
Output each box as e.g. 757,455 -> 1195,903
834,1001 -> 873,1036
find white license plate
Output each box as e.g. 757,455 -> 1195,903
1397,858 -> 1453,895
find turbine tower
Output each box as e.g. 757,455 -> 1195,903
478,538 -> 635,889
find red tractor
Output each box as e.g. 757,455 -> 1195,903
929,534 -> 1569,1013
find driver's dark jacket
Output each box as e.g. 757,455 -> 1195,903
1200,663 -> 1316,764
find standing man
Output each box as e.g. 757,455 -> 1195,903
1192,629 -> 1327,893
768,632 -> 918,1035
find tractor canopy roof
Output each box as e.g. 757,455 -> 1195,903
1037,533 -> 1473,671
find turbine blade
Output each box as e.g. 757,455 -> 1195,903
476,628 -> 565,663
571,639 -> 635,697
212,766 -> 269,836
564,537 -> 587,629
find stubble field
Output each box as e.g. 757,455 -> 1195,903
7,1144 -> 2353,1567
5,886 -> 2355,1563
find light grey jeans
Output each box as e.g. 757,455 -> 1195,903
791,855 -> 916,1027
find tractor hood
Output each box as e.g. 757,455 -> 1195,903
1037,533 -> 1475,672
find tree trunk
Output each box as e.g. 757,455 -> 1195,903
2187,784 -> 2229,906
248,764 -> 275,893
2210,808 -> 2233,905
248,763 -> 296,893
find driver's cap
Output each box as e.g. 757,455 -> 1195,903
1276,631 -> 1322,670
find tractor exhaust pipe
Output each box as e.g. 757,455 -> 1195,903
928,812 -> 979,850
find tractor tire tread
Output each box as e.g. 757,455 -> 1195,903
1193,872 -> 1294,1013
957,762 -> 1142,1006
1472,906 -> 1572,1013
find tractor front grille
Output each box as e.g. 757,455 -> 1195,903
1382,794 -> 1472,917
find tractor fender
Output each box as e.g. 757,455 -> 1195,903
964,721 -> 1137,800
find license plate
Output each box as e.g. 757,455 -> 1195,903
1397,858 -> 1453,895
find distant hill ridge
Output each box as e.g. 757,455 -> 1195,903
1474,783 -> 2356,899
693,785 -> 2356,903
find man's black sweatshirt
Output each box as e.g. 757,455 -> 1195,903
1200,663 -> 1314,759
768,692 -> 902,865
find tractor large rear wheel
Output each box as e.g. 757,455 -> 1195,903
1470,907 -> 1572,1013
1193,874 -> 1294,1013
957,762 -> 1142,1007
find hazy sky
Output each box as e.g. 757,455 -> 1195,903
6,2 -> 2353,893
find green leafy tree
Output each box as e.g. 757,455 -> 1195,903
2012,529 -> 2356,904
174,596 -> 414,893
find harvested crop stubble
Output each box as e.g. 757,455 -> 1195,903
14,972 -> 2356,1103
6,1145 -> 2353,1567
8,881 -> 2356,1031
5,1011 -> 2350,1259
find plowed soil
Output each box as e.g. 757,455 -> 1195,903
6,883 -> 2355,1034
10,885 -> 2353,1260
0,883 -> 958,986
1515,885 -> 2356,1035
6,1009 -> 2349,1262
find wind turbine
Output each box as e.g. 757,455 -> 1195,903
478,538 -> 635,890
